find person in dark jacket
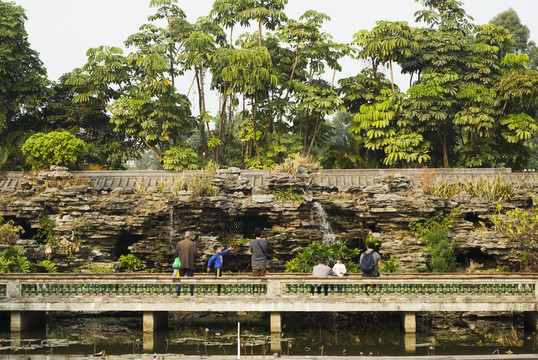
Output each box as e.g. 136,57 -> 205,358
249,227 -> 269,276
174,231 -> 196,295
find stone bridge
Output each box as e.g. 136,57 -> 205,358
2,273 -> 537,337
1,168 -> 535,191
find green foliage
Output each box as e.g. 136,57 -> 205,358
492,200 -> 538,271
162,146 -> 200,171
0,2 -> 49,170
409,211 -> 457,272
21,131 -> 87,170
0,215 -> 24,245
274,187 -> 305,206
423,175 -> 514,202
187,163 -> 219,197
464,176 -> 514,202
33,213 -> 56,245
0,247 -> 31,273
379,255 -> 402,273
285,241 -> 361,273
32,260 -> 58,273
118,254 -> 144,272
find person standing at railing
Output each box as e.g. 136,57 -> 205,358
175,231 -> 197,296
207,244 -> 234,295
359,242 -> 381,277
311,256 -> 336,296
249,227 -> 269,276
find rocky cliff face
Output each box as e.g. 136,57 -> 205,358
0,167 -> 536,272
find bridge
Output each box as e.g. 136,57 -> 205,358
2,273 -> 537,338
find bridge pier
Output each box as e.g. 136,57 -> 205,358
525,311 -> 538,331
270,312 -> 281,333
11,311 -> 46,332
401,311 -> 416,333
143,311 -> 168,333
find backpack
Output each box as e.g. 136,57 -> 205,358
360,251 -> 376,274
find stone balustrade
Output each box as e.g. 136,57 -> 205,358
1,168 -> 536,191
2,273 -> 537,335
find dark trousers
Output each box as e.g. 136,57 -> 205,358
177,268 -> 194,295
214,268 -> 222,294
310,284 -> 329,296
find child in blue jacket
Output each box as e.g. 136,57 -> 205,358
207,244 -> 233,295
207,244 -> 230,277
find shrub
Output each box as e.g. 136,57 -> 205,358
409,211 -> 457,272
118,254 -> 143,272
0,215 -> 24,245
22,131 -> 88,170
274,153 -> 320,175
491,201 -> 538,271
285,241 -> 361,273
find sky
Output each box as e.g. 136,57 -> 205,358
11,0 -> 538,112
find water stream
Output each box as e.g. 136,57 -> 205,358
312,202 -> 336,244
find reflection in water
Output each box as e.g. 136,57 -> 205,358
0,312 -> 537,357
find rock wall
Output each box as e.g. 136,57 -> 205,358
0,167 -> 536,272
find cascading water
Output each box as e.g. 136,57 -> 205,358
312,201 -> 336,244
169,206 -> 176,246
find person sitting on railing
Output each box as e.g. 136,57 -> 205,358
311,256 -> 336,296
359,242 -> 381,278
332,256 -> 346,294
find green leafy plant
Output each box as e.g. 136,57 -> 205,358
21,131 -> 88,170
379,255 -> 402,273
409,210 -> 457,272
274,187 -> 305,206
186,161 -> 219,197
0,247 -> 32,273
118,254 -> 143,272
32,260 -> 58,273
464,175 -> 514,202
0,215 -> 24,245
491,200 -> 538,271
33,213 -> 56,245
285,241 -> 361,273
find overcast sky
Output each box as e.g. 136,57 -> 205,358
11,0 -> 538,111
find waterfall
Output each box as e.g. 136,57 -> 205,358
169,206 -> 176,246
312,202 -> 336,244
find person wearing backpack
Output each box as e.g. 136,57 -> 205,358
359,242 -> 381,277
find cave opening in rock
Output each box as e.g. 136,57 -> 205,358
456,247 -> 496,268
2,216 -> 37,240
221,215 -> 269,239
113,231 -> 144,260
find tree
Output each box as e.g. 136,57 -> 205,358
237,0 -> 288,47
42,75 -> 140,169
0,1 -> 49,169
222,46 -> 278,165
21,131 -> 88,170
68,1 -> 195,164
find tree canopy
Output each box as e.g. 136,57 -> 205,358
1,0 -> 537,171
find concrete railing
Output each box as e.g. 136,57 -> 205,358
1,273 -> 537,313
2,273 -> 537,334
1,168 -> 536,191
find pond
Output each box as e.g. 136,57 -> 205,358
0,311 -> 537,358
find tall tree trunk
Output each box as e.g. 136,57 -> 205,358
196,71 -> 207,156
331,56 -> 339,91
306,114 -> 323,157
285,46 -> 299,99
252,98 -> 262,164
437,128 -> 449,168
